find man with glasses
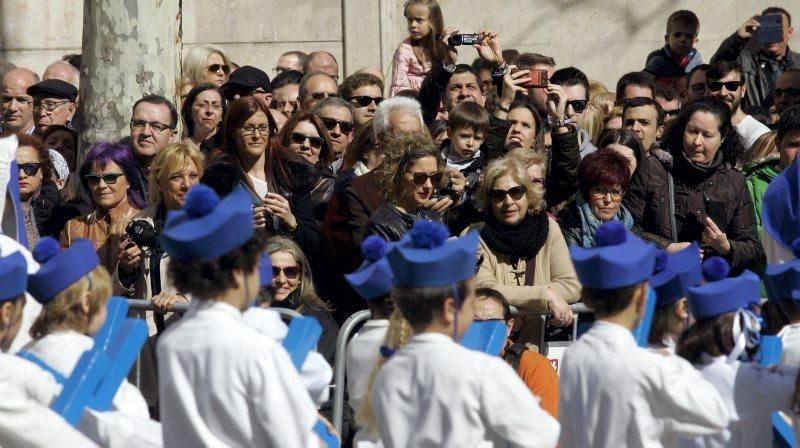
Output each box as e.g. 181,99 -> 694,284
339,73 -> 384,128
707,61 -> 769,150
129,95 -> 179,196
270,70 -> 302,119
298,73 -> 339,112
303,51 -> 339,82
1,67 -> 39,136
550,67 -> 596,158
310,97 -> 355,170
27,79 -> 77,135
774,68 -> 800,116
654,83 -> 681,125
623,97 -> 665,156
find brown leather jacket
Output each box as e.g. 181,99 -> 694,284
59,201 -> 140,273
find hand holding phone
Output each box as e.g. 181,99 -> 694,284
757,14 -> 784,45
511,68 -> 548,88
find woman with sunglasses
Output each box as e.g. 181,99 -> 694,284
472,157 -> 580,332
558,148 -> 640,248
59,142 -> 146,272
277,112 -> 336,222
15,134 -> 60,248
180,83 -> 226,157
202,96 -> 321,264
366,132 -> 446,242
182,45 -> 231,87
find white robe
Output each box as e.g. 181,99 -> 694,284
157,300 -> 319,448
559,321 -> 729,448
372,332 -> 559,448
0,353 -> 97,447
242,306 -> 333,405
346,319 -> 389,413
681,355 -> 797,447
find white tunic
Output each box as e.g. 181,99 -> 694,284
372,332 -> 560,448
0,353 -> 97,447
779,324 -> 800,367
0,234 -> 41,353
346,319 -> 389,412
735,115 -> 769,150
681,355 -> 796,447
242,306 -> 333,405
559,321 -> 729,448
157,300 -> 319,448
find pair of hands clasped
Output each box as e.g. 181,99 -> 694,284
253,192 -> 298,231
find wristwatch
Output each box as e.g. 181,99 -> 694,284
491,61 -> 508,77
548,117 -> 574,128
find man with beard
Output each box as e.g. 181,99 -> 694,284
706,61 -> 769,150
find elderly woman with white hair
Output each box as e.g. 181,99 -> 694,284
183,45 -> 231,87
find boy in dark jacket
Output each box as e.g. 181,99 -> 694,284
645,10 -> 703,85
441,101 -> 489,201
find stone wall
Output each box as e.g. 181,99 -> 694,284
1,0 -> 798,90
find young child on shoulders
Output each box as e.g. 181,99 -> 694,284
561,221 -> 729,447
372,220 -> 560,447
390,0 -> 449,96
645,10 -> 703,85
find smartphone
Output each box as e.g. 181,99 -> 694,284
703,193 -> 727,233
512,68 -> 548,88
757,14 -> 783,45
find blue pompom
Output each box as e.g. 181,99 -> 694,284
595,221 -> 627,247
183,184 -> 219,219
652,250 -> 668,275
362,236 -> 389,262
379,345 -> 396,358
409,220 -> 450,249
702,256 -> 730,282
792,238 -> 800,259
33,237 -> 61,263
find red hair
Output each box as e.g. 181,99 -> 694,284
578,148 -> 631,202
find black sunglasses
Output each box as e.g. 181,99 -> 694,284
566,99 -> 588,113
85,172 -> 126,186
290,132 -> 325,149
273,266 -> 300,280
706,81 -> 743,93
18,162 -> 41,176
490,185 -> 527,202
775,87 -> 800,98
310,91 -> 340,101
348,96 -> 384,108
207,64 -> 231,74
320,116 -> 354,135
407,171 -> 443,186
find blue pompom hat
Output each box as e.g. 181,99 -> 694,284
345,236 -> 394,300
570,221 -> 657,290
762,159 -> 800,251
687,257 -> 760,320
764,241 -> 800,301
386,221 -> 479,288
27,237 -> 100,304
0,251 -> 28,302
650,242 -> 702,307
161,185 -> 254,261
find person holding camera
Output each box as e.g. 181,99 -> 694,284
711,6 -> 800,109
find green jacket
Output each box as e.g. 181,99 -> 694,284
745,158 -> 782,236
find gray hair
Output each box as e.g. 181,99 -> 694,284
310,96 -> 355,119
373,96 -> 423,139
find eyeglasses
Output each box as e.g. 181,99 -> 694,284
290,132 -> 325,149
775,87 -> 800,98
348,96 -> 384,108
309,91 -> 340,101
590,187 -> 624,201
490,185 -> 527,202
240,124 -> 270,136
85,172 -> 126,186
222,85 -> 266,101
192,101 -> 223,112
33,100 -> 71,112
272,266 -> 300,280
18,162 -> 41,176
130,119 -> 173,133
407,171 -> 443,186
320,116 -> 354,135
566,99 -> 588,113
207,64 -> 231,75
689,83 -> 707,94
706,81 -> 743,93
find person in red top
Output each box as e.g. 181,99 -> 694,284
472,287 -> 559,418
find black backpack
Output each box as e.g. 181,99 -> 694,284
503,342 -> 527,373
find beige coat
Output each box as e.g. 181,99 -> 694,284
474,217 -> 581,314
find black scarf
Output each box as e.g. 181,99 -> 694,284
480,211 -> 549,267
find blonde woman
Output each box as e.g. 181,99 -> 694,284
183,45 -> 231,86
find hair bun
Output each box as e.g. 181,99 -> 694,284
409,220 -> 449,249
595,221 -> 627,247
183,184 -> 219,219
362,236 -> 389,262
702,256 -> 730,282
32,237 -> 61,263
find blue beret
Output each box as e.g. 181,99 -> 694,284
387,221 -> 479,288
161,185 -> 254,261
762,160 -> 800,251
688,268 -> 760,320
28,238 -> 99,304
0,251 -> 28,302
650,242 -> 702,307
345,236 -> 394,300
570,222 -> 657,290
